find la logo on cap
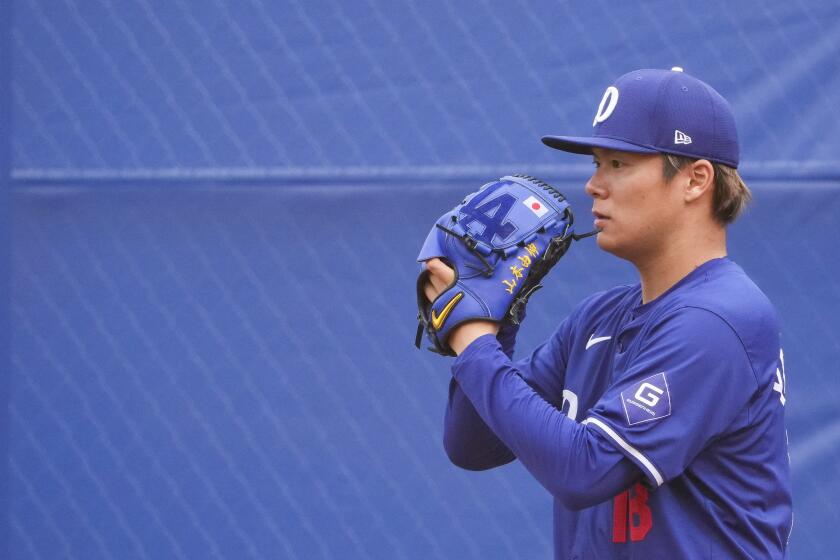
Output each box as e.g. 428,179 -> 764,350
593,86 -> 619,126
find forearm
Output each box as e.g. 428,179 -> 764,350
452,334 -> 640,509
444,378 -> 516,470
442,319 -> 523,469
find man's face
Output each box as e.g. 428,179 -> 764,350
586,148 -> 683,262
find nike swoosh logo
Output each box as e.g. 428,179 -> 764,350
585,334 -> 612,350
431,292 -> 464,330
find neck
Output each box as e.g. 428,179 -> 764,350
635,227 -> 727,304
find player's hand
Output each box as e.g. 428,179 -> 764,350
423,258 -> 498,354
422,258 -> 455,302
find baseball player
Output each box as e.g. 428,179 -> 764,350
420,68 -> 793,558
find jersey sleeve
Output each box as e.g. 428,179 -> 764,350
443,317 -> 571,469
582,306 -> 759,487
451,334 -> 643,509
509,316 -> 570,402
504,288 -> 626,402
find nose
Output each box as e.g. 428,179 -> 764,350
585,171 -> 607,199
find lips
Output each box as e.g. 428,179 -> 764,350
592,210 -> 609,228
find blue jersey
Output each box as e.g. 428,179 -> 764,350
446,258 -> 792,559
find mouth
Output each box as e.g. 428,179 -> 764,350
592,210 -> 609,227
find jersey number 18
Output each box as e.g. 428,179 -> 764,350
562,390 -> 653,543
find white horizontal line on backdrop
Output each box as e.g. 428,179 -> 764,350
10,161 -> 840,183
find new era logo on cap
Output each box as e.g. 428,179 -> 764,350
674,130 -> 692,145
522,195 -> 548,217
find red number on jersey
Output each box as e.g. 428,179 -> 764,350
612,482 -> 653,543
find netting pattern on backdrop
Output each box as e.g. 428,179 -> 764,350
5,0 -> 840,558
9,185 -> 582,560
11,0 -> 840,178
6,183 -> 840,559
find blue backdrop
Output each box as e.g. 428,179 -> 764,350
4,1 -> 840,558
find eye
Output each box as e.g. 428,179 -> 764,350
610,160 -> 624,169
592,159 -> 600,169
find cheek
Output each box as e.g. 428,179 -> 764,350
612,193 -> 665,243
618,196 -> 651,231
633,188 -> 671,222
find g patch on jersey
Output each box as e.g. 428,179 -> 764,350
621,372 -> 671,425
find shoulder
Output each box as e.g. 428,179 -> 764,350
668,259 -> 778,341
653,259 -> 781,383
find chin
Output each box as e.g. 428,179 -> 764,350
596,233 -> 631,261
596,232 -> 617,253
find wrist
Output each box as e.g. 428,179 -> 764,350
449,321 -> 500,355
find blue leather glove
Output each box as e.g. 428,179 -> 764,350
415,175 -> 575,356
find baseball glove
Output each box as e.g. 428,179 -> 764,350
415,174 -> 580,356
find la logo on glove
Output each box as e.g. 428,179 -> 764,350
459,182 -> 517,245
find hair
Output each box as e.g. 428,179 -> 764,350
662,154 -> 752,225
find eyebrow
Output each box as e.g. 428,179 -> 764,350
591,149 -> 616,159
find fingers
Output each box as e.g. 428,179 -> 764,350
423,258 -> 455,302
428,268 -> 449,293
427,258 -> 455,283
424,282 -> 439,302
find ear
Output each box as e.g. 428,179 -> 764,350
684,159 -> 714,203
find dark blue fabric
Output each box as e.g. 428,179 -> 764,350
543,68 -> 741,167
449,258 -> 792,559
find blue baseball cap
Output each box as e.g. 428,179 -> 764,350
542,67 -> 740,168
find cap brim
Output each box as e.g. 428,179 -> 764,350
541,135 -> 660,156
